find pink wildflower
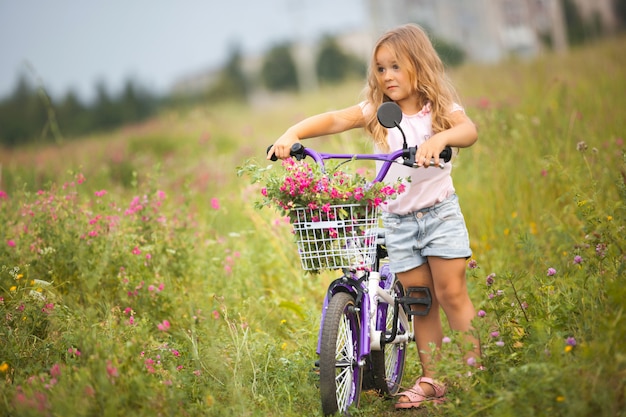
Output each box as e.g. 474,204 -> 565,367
157,320 -> 171,332
131,246 -> 141,255
50,363 -> 61,378
211,198 -> 220,210
42,303 -> 55,314
106,361 -> 118,378
94,190 -> 107,197
7,240 -> 15,247
68,347 -> 81,356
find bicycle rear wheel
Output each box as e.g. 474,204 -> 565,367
319,292 -> 363,416
370,279 -> 406,395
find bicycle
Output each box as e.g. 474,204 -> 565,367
268,102 -> 452,416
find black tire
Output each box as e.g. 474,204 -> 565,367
369,279 -> 406,396
319,292 -> 363,416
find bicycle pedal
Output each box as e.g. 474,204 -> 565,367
399,286 -> 432,316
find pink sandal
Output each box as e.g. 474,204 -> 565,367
394,377 -> 446,409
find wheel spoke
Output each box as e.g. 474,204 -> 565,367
336,312 -> 355,410
319,292 -> 362,416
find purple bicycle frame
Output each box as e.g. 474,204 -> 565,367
299,147 -> 406,185
316,267 -> 397,361
303,146 -> 404,360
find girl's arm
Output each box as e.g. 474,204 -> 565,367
415,110 -> 478,166
267,104 -> 365,160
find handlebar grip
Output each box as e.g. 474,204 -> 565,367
266,145 -> 278,161
440,146 -> 452,163
266,143 -> 305,161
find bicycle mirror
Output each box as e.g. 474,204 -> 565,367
377,102 -> 403,128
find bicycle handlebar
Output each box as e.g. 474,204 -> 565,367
266,143 -> 452,183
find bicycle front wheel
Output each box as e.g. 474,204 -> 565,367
370,279 -> 406,395
319,292 -> 363,416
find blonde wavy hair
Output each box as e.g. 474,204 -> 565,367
363,24 -> 460,151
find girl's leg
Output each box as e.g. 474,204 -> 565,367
428,257 -> 480,361
396,263 -> 443,399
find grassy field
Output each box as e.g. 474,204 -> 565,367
1,36 -> 625,416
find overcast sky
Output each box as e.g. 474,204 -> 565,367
0,0 -> 367,101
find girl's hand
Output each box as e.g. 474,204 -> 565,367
415,135 -> 446,167
416,111 -> 478,167
267,131 -> 300,160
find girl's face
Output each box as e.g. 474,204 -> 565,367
374,44 -> 417,113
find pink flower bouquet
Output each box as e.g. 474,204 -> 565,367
240,158 -> 405,271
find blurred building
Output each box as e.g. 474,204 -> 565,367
172,0 -> 620,96
366,0 -> 620,62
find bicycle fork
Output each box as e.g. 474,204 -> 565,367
367,272 -> 414,352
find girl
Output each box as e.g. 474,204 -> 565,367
268,23 -> 480,410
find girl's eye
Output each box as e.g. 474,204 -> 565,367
377,66 -> 385,73
392,64 -> 400,70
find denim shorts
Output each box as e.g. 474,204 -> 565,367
382,194 -> 472,273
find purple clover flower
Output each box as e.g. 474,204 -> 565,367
547,268 -> 557,276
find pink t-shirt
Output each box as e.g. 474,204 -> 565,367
361,101 -> 463,215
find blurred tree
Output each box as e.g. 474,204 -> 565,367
315,36 -> 351,84
0,74 -> 160,147
261,43 -> 298,91
562,0 -> 590,45
92,81 -> 123,130
431,36 -> 466,68
206,44 -> 249,101
119,79 -> 155,122
617,0 -> 626,27
0,74 -> 47,146
56,90 -> 92,136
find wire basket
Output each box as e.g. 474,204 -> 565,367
291,203 -> 380,271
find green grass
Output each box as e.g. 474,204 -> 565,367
1,36 -> 625,416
